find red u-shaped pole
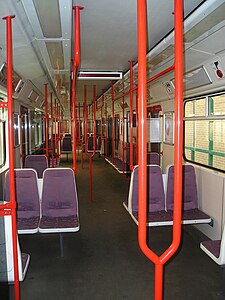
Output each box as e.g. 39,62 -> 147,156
137,0 -> 183,299
2,15 -> 20,300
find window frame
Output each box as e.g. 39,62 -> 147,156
183,91 -> 225,173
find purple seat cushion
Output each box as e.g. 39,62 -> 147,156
39,215 -> 79,229
133,211 -> 172,223
166,165 -> 198,211
201,240 -> 221,258
17,217 -> 40,231
25,155 -> 48,178
132,165 -> 165,213
41,168 -> 78,218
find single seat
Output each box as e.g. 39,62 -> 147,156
4,169 -> 40,234
200,224 -> 225,265
39,168 -> 80,233
61,136 -> 72,161
123,165 -> 172,226
24,155 -> 48,178
0,214 -> 30,282
61,136 -> 72,152
166,165 -> 211,224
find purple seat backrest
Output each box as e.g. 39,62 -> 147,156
42,168 -> 78,218
147,153 -> 160,165
88,136 -> 94,150
25,155 -> 48,178
4,169 -> 40,219
132,165 -> 165,213
62,137 -> 72,151
166,165 -> 198,210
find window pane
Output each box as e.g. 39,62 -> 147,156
184,101 -> 194,117
195,98 -> 206,116
210,94 -> 225,116
185,121 -> 194,147
195,120 -> 209,150
213,120 -> 225,152
195,152 -> 208,165
213,156 -> 225,171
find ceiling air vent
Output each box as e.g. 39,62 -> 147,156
147,45 -> 174,69
78,72 -> 123,80
171,66 -> 212,91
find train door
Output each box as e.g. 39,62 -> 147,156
20,105 -> 30,166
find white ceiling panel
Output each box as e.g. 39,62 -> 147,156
0,0 -> 206,116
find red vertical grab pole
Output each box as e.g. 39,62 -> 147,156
50,92 -> 54,168
84,85 -> 97,202
45,83 -> 49,162
129,60 -> 134,171
111,82 -> 115,163
137,0 -> 184,298
72,6 -> 83,171
122,96 -> 125,174
3,15 -> 20,300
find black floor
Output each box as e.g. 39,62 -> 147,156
3,155 -> 225,299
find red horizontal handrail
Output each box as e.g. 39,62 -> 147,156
113,65 -> 174,102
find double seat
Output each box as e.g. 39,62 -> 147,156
4,168 -> 80,234
123,164 -> 212,226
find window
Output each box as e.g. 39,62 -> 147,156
30,110 -> 42,150
14,113 -> 20,147
184,93 -> 225,171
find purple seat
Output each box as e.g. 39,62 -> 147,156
166,165 -> 211,224
4,169 -> 40,234
124,165 -> 172,226
200,228 -> 225,265
25,155 -> 48,178
39,168 -> 79,233
147,153 -> 160,165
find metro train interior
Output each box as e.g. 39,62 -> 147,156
1,0 -> 225,299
